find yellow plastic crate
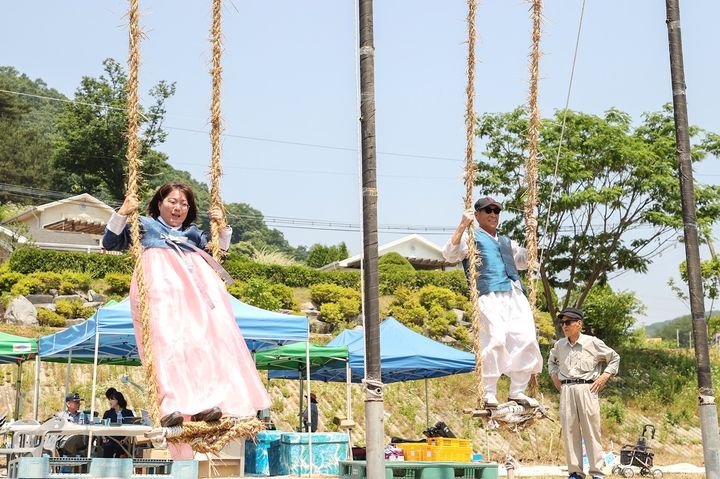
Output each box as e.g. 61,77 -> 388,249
395,442 -> 427,461
427,437 -> 472,448
425,445 -> 473,462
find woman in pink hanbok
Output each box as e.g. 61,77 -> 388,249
102,183 -> 271,442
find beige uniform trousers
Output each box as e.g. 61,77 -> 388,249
560,383 -> 605,478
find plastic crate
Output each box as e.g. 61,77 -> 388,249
396,443 -> 427,461
426,437 -> 472,448
425,445 -> 472,462
339,460 -> 499,479
9,457 -> 198,479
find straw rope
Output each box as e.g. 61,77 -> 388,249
463,0 -> 485,407
524,0 -> 542,310
168,417 -> 265,454
125,0 -> 162,427
208,0 -> 226,261
524,0 -> 543,397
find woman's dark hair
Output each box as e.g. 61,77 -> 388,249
105,387 -> 117,400
147,182 -> 198,229
111,391 -> 128,409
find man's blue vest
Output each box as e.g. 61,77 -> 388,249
462,230 -> 523,296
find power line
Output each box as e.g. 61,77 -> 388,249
0,87 -> 462,163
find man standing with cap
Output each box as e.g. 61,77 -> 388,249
443,197 -> 543,407
548,307 -> 620,479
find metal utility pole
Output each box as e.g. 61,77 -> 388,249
665,1 -> 720,476
358,0 -> 384,477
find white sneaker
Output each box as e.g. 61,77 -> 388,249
482,393 -> 498,408
509,393 -> 539,408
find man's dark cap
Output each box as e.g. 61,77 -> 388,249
65,392 -> 82,402
557,307 -> 584,321
474,196 -> 503,211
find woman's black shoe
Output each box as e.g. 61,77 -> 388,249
191,407 -> 222,422
160,411 -> 184,428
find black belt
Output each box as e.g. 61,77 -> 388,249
561,378 -> 594,385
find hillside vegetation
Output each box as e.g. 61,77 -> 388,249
0,322 -> 714,468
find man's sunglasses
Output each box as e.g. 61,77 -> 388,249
479,206 -> 501,215
558,319 -> 580,326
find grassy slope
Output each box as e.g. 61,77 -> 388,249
1,325 -> 713,468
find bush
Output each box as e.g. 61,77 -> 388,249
418,285 -> 462,310
10,272 -> 63,296
37,308 -> 67,327
425,304 -> 455,339
8,249 -> 132,278
310,283 -> 359,306
55,299 -> 94,319
378,252 -> 414,273
59,271 -> 93,294
235,278 -> 282,311
103,273 -> 132,296
270,283 -> 296,310
0,271 -> 24,293
224,253 -> 466,295
319,297 -> 360,325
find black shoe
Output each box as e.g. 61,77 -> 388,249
191,407 -> 222,422
160,411 -> 184,428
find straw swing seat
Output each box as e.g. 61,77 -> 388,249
461,0 -> 548,432
123,0 -> 263,454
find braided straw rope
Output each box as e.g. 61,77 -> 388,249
463,0 -> 485,407
525,0 -> 542,397
169,417 -> 265,454
125,0 -> 162,427
525,0 -> 542,312
207,0 -> 225,262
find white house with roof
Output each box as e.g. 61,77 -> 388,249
0,193 -> 114,254
319,234 -> 461,271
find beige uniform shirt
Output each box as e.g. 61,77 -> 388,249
548,333 -> 620,381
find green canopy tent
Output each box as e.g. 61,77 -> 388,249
255,341 -> 350,432
0,331 -> 39,420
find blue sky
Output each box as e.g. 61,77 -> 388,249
3,1 -> 720,325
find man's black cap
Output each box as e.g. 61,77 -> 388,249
65,392 -> 82,402
474,196 -> 503,211
556,307 -> 584,321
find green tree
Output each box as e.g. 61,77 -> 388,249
578,283 -> 644,348
669,253 -> 720,336
475,105 -> 720,324
52,58 -> 176,201
0,67 -> 65,193
306,242 -> 350,268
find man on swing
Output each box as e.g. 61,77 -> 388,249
443,196 -> 543,407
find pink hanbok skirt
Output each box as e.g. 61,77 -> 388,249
129,247 -> 271,418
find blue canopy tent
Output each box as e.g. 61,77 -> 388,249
39,296 -> 309,363
269,317 -> 475,428
270,317 -> 475,383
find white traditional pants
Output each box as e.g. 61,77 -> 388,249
477,284 -> 543,396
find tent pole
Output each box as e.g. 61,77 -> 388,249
425,378 -> 430,429
306,340 -> 313,475
87,306 -> 103,458
299,375 -> 304,432
33,353 -> 41,421
14,362 -> 22,420
346,360 -> 352,422
64,350 -> 73,399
